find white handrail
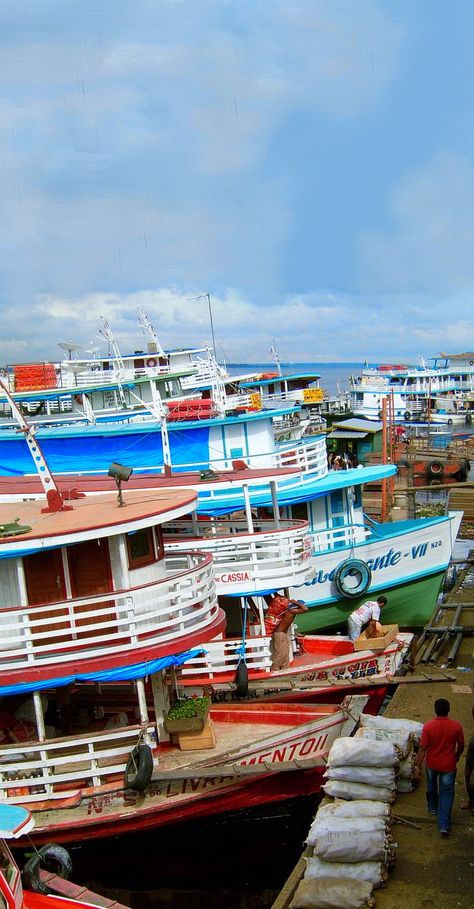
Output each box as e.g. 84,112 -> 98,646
0,553 -> 218,671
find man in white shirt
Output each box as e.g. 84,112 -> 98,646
348,596 -> 387,642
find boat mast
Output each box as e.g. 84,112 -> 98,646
99,317 -> 127,406
270,340 -> 282,378
0,379 -> 72,512
137,309 -> 166,359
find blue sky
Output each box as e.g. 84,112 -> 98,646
1,1 -> 474,364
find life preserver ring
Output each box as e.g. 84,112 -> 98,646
427,460 -> 443,478
124,743 -> 154,791
146,358 -> 157,368
334,558 -> 372,599
23,844 -> 72,894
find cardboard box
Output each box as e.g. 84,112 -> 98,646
353,624 -> 399,652
177,718 -> 217,751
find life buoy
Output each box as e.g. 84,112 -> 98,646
146,358 -> 157,368
23,844 -> 72,894
334,558 -> 372,599
124,743 -> 154,791
427,460 -> 443,478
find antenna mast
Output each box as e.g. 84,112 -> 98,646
137,309 -> 166,358
270,340 -> 282,377
99,317 -> 126,406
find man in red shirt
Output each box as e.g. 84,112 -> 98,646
413,698 -> 465,835
264,592 -> 308,671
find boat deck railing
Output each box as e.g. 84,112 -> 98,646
180,636 -> 273,678
0,722 -> 157,804
164,519 -> 313,592
0,553 -> 217,673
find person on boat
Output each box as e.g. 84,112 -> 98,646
263,592 -> 308,671
347,596 -> 387,642
413,698 -> 465,835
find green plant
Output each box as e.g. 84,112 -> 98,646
166,697 -> 210,720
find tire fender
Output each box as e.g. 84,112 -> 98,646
427,460 -> 443,478
404,411 -> 411,421
124,743 -> 154,791
334,558 -> 372,599
23,844 -> 72,894
234,661 -> 249,698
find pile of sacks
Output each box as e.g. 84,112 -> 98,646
289,714 -> 423,909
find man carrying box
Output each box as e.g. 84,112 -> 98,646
347,596 -> 387,642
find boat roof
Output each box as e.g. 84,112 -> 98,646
332,418 -> 383,433
0,804 -> 34,838
0,370 -> 194,404
239,373 -> 321,388
0,466 -> 301,498
0,488 -> 197,554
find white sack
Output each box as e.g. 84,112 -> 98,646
399,755 -> 414,779
359,713 -> 423,742
290,876 -> 373,909
314,828 -> 388,862
327,737 -> 398,768
325,799 -> 391,819
324,764 -> 396,788
305,855 -> 387,887
356,725 -> 414,757
323,780 -> 396,802
396,778 -> 413,793
306,815 -> 386,847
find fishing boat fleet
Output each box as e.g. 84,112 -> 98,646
0,321 -> 468,855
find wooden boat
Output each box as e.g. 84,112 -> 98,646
178,631 -> 413,699
0,804 -> 130,909
10,697 -> 367,845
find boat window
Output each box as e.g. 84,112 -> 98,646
126,527 -> 157,569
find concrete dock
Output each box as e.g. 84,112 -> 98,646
272,572 -> 474,909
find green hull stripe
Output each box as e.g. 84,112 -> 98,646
295,571 -> 444,633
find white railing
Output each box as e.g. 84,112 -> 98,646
180,637 -> 273,679
0,553 -> 217,672
164,520 -> 313,591
0,723 -> 156,803
274,437 -> 328,476
311,522 -> 372,553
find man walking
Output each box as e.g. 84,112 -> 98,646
413,698 -> 465,835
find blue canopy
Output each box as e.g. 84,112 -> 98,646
0,648 -> 205,697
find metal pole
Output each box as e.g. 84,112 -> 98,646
270,480 -> 281,529
243,483 -> 254,533
207,293 -> 217,358
33,691 -> 46,742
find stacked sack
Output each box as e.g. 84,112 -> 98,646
356,714 -> 423,794
290,737 -> 400,909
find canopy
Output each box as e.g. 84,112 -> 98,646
0,648 -> 205,697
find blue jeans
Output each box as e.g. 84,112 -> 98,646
426,767 -> 456,831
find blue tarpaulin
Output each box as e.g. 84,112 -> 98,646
0,648 -> 205,697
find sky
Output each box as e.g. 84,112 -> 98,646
1,0 -> 474,365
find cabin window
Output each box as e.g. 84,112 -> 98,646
230,447 -> 243,459
126,527 -> 161,568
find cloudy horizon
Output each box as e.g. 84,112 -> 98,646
1,1 -> 474,365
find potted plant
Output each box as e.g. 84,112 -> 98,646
163,697 -> 211,734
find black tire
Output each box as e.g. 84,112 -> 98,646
465,413 -> 472,425
334,558 -> 372,599
447,418 -> 453,426
397,459 -> 410,468
427,460 -> 443,479
455,458 -> 470,481
404,411 -> 411,421
234,660 -> 249,698
124,743 -> 154,791
23,844 -> 72,894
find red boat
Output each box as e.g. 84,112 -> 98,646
0,805 -> 130,909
